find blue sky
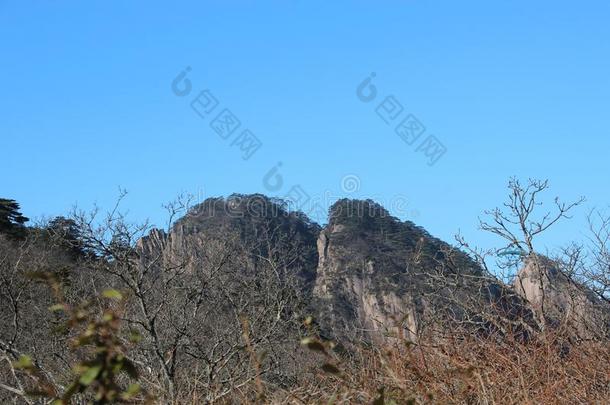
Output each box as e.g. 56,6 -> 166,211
1,1 -> 609,254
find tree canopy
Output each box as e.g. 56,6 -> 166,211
0,198 -> 29,239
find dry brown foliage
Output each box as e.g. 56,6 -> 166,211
181,331 -> 609,405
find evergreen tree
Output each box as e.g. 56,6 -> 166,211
46,216 -> 86,257
0,198 -> 29,239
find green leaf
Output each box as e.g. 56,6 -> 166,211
61,381 -> 80,401
79,365 -> 102,386
102,289 -> 123,300
128,330 -> 142,343
49,304 -> 67,312
13,355 -> 33,370
120,384 -> 141,400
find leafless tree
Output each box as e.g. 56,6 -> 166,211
0,230 -> 80,403
583,209 -> 610,303
459,178 -> 584,329
64,194 -> 311,403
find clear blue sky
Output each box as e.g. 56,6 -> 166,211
2,1 -> 609,253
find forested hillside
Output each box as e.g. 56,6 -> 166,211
1,180 -> 609,404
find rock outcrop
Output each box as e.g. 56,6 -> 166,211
312,199 -> 534,342
136,195 -> 609,344
137,194 -> 320,286
515,256 -> 610,339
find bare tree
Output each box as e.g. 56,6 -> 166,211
468,178 -> 584,328
584,209 -> 610,303
64,194 -> 312,403
0,230 -> 78,403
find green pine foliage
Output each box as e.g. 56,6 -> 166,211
0,198 -> 29,239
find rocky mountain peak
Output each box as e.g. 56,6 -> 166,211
515,255 -> 610,339
134,195 -> 604,343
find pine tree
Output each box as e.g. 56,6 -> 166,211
46,216 -> 86,257
0,198 -> 29,239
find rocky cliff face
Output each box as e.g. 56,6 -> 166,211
312,209 -> 424,341
137,194 -> 320,287
136,195 -> 607,343
312,199 -> 535,341
314,226 -> 420,341
515,256 -> 610,339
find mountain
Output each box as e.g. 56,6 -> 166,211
3,194 -> 609,403
515,256 -> 610,339
312,199 -> 536,341
138,194 -> 320,287
138,195 -> 540,343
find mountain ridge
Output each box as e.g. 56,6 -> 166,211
138,194 -> 590,342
